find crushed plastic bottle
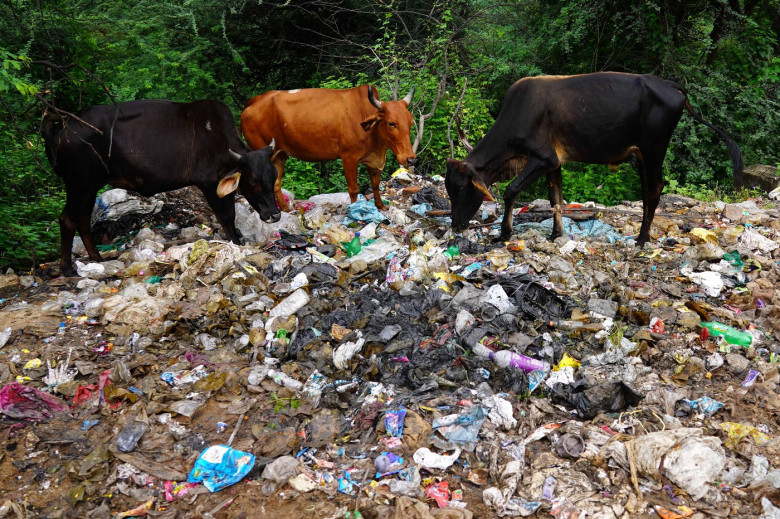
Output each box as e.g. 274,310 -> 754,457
267,369 -> 303,390
116,421 -> 150,453
473,341 -> 550,373
268,288 -> 310,319
444,245 -> 460,259
341,232 -> 362,257
700,321 -> 752,347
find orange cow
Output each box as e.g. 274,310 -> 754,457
241,84 -> 417,211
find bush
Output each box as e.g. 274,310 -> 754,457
0,124 -> 64,271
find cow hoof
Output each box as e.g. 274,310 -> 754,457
493,234 -> 511,243
60,265 -> 76,278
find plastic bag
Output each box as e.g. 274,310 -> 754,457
432,405 -> 486,444
0,382 -> 70,421
187,445 -> 256,492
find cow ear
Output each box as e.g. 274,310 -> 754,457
217,172 -> 241,198
270,149 -> 288,163
446,159 -> 468,175
361,112 -> 383,131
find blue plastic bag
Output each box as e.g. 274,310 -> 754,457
432,406 -> 486,444
187,445 -> 255,492
342,199 -> 389,225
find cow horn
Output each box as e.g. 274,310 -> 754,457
228,149 -> 242,161
268,138 -> 275,151
402,86 -> 415,105
472,178 -> 495,202
367,86 -> 383,110
455,117 -> 474,152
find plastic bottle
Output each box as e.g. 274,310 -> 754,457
542,475 -> 557,500
700,321 -> 752,346
473,342 -> 550,373
116,421 -> 150,453
341,232 -> 362,257
268,288 -> 310,319
267,369 -> 303,390
444,245 -> 460,259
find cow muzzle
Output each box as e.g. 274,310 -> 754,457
407,157 -> 418,167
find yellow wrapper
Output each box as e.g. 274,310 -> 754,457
554,353 -> 581,371
720,422 -> 771,448
690,228 -> 718,245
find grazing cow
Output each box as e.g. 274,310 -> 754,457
42,99 -> 281,277
241,84 -> 417,211
445,72 -> 743,245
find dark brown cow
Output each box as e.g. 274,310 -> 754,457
241,85 -> 417,211
42,99 -> 280,277
446,72 -> 743,246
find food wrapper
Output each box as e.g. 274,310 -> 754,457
187,445 -> 255,492
720,422 -> 771,449
554,353 -> 581,371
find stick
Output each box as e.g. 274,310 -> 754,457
625,440 -> 644,501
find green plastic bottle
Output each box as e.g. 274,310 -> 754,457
341,232 -> 362,257
700,321 -> 752,347
444,245 -> 460,259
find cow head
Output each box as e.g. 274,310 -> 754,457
218,140 -> 281,223
445,158 -> 495,232
361,86 -> 418,168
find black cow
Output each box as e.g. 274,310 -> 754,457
42,99 -> 281,276
445,72 -> 743,246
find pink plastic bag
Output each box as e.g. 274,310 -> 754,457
0,382 -> 70,421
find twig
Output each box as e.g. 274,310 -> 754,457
625,440 -> 644,501
227,415 -> 244,447
427,206 -> 708,220
447,78 -> 468,157
38,96 -> 102,135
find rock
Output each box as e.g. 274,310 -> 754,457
741,164 -> 779,192
724,353 -> 750,371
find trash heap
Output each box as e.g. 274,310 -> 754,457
0,173 -> 779,519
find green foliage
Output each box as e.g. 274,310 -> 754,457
0,0 -> 778,266
0,50 -> 37,96
665,179 -> 767,203
0,124 -> 64,271
270,392 -> 300,413
505,163 -> 643,207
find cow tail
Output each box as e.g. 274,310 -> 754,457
683,96 -> 744,185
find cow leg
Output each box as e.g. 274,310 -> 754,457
60,189 -> 101,276
636,150 -> 664,247
200,188 -> 241,244
498,157 -> 547,241
343,158 -> 360,205
273,157 -> 291,212
547,166 -> 565,239
367,166 -> 386,210
59,205 -> 79,277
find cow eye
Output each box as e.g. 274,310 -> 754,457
388,122 -> 396,128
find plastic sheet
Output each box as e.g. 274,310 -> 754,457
432,405 -> 486,444
513,217 -> 622,241
342,198 -> 389,225
0,382 -> 70,421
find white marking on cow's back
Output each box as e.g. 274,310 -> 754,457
206,120 -> 212,131
287,89 -> 301,94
